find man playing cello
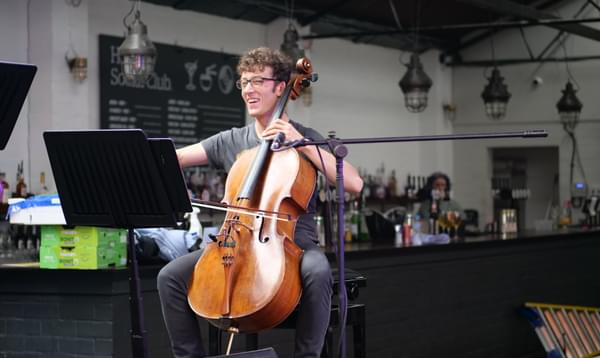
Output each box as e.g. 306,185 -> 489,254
157,46 -> 363,358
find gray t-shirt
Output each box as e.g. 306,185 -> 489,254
201,120 -> 325,246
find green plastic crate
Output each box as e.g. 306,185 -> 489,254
41,225 -> 126,248
39,244 -> 126,269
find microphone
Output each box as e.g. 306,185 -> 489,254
270,132 -> 285,150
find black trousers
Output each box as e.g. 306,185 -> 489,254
157,238 -> 333,358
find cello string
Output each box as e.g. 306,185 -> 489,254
192,199 -> 293,219
190,201 -> 294,222
191,199 -> 293,220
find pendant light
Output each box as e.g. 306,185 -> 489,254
556,81 -> 582,132
280,0 -> 304,62
481,32 -> 510,120
118,0 -> 157,81
280,24 -> 305,62
556,43 -> 582,132
399,53 -> 433,113
481,67 -> 511,120
398,0 -> 432,113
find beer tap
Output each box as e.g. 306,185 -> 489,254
583,190 -> 599,226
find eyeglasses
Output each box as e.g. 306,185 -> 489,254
235,76 -> 279,90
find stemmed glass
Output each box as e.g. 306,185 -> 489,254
445,211 -> 462,240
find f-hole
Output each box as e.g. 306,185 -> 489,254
257,215 -> 269,243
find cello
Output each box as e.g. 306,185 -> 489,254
187,58 -> 318,334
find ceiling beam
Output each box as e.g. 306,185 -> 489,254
446,54 -> 600,67
447,0 -> 591,57
297,0 -> 354,27
302,17 -> 600,40
456,0 -> 600,41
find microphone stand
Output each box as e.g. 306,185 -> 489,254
292,129 -> 547,358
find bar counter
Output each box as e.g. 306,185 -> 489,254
339,227 -> 598,255
1,227 -> 599,357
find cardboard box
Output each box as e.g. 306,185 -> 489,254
8,196 -> 66,225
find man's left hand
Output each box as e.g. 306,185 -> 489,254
262,119 -> 303,143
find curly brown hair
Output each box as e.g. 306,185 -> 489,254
237,47 -> 293,82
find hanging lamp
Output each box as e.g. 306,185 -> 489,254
556,81 -> 582,131
399,53 -> 433,113
118,0 -> 157,81
481,67 -> 511,120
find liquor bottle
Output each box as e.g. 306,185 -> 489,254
362,174 -> 371,200
387,170 -> 397,198
349,200 -> 359,240
344,206 -> 353,243
15,176 -> 27,198
0,173 -> 10,204
31,225 -> 41,261
405,174 -> 412,198
412,214 -> 423,246
39,172 -> 48,194
374,164 -> 386,200
315,215 -> 325,247
364,174 -> 372,200
558,200 -> 572,228
412,176 -> 418,198
14,225 -> 26,262
402,213 -> 413,247
14,161 -> 26,198
357,187 -> 369,241
429,189 -> 441,234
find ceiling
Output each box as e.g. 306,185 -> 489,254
143,0 -> 600,65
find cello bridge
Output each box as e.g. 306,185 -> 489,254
224,218 -> 254,233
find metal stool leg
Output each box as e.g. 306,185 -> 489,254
320,326 -> 334,358
246,333 -> 259,351
208,324 -> 222,355
352,304 -> 366,358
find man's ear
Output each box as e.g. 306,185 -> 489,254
276,81 -> 286,96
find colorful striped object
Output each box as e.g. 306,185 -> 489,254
522,302 -> 600,358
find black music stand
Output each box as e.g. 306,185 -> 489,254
0,61 -> 37,150
43,129 -> 192,358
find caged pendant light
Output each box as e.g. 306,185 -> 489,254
481,67 -> 511,120
118,0 -> 157,81
399,53 -> 433,113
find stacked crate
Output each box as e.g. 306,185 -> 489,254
40,226 -> 127,269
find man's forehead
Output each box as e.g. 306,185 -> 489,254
241,66 -> 273,77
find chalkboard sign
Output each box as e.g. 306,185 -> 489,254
99,35 -> 245,147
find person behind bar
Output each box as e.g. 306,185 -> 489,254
417,172 -> 463,233
157,47 -> 363,358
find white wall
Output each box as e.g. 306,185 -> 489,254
452,1 -> 600,226
1,0 -> 453,197
1,0 -> 89,193
0,0 -> 30,192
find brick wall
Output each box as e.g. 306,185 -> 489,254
0,267 -> 170,358
0,295 -> 113,357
